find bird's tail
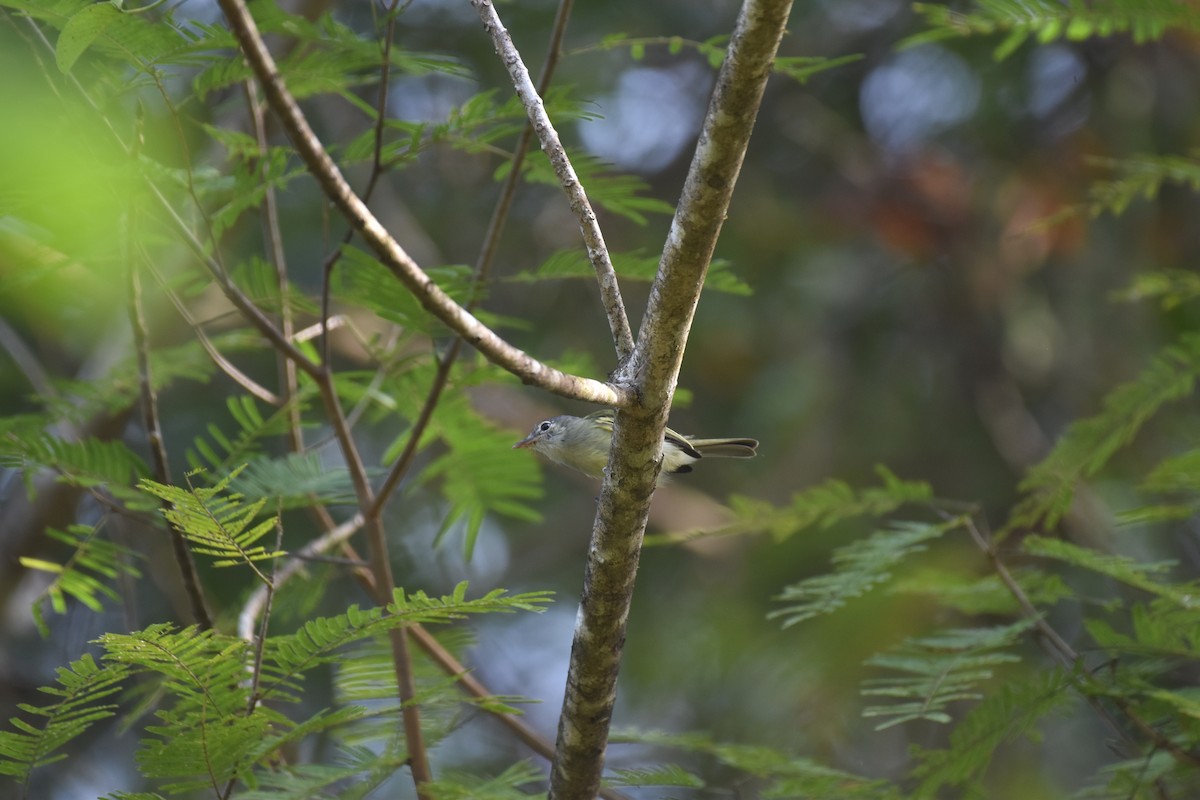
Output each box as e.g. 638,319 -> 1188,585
691,438 -> 758,458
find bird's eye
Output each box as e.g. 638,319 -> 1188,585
538,421 -> 552,432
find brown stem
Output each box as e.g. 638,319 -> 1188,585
311,372 -> 433,792
244,81 -> 302,448
126,196 -> 213,630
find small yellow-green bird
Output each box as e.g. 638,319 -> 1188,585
513,409 -> 757,480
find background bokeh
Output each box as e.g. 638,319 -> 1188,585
2,0 -> 1199,797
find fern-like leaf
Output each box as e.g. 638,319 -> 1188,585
232,452 -> 358,509
610,729 -> 902,799
609,764 -> 704,788
1008,334 -> 1200,532
861,620 -> 1037,730
185,395 -> 306,475
1023,535 -> 1197,608
226,745 -> 406,799
99,624 -> 262,793
424,761 -> 545,800
889,566 -> 1073,616
910,667 -> 1076,797
139,467 -> 284,581
0,655 -> 130,787
420,397 -> 544,559
769,519 -> 954,627
509,150 -> 675,225
20,523 -> 143,636
1,432 -> 149,504
259,583 -> 552,704
333,247 -> 474,334
907,0 -> 1200,58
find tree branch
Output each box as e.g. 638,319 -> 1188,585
127,221 -> 213,631
548,1 -> 792,796
214,0 -> 632,407
470,0 -> 634,363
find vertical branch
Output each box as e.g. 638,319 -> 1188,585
321,0 -> 404,368
244,81 -> 302,451
312,376 -> 434,793
548,1 -> 793,797
470,0 -> 634,362
126,109 -> 213,631
470,0 -> 575,295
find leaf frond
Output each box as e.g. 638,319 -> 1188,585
860,620 -> 1037,730
139,467 -> 284,580
906,0 -> 1200,57
769,519 -> 955,627
1007,334 -> 1200,532
0,654 -> 129,786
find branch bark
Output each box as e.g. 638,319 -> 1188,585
471,0 -> 634,363
214,0 -> 632,408
548,1 -> 793,797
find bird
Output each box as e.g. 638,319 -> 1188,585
513,409 -> 757,480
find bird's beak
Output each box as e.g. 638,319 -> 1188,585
513,434 -> 536,450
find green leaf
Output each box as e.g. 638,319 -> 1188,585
906,0 -> 1200,56
416,396 -> 544,560
56,2 -> 119,73
20,524 -> 142,636
1023,535 -> 1197,608
0,655 -> 129,786
232,452 -> 360,509
609,764 -> 704,788
185,394 -> 308,474
424,761 -> 545,800
861,620 -> 1037,730
769,519 -> 954,627
773,54 -> 863,84
889,567 -> 1073,616
1008,333 -> 1200,532
505,150 -> 675,225
1086,153 -> 1200,217
0,434 -> 150,506
911,668 -> 1076,797
334,247 -> 473,333
657,465 -> 932,544
610,729 -> 902,799
139,467 -> 285,581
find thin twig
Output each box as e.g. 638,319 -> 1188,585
214,0 -> 631,407
470,0 -> 634,362
144,258 -> 283,406
244,80 -> 302,448
321,0 -> 404,368
126,139 -> 213,630
311,373 -> 433,792
148,182 -> 325,379
472,0 -> 577,301
0,317 -> 53,396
